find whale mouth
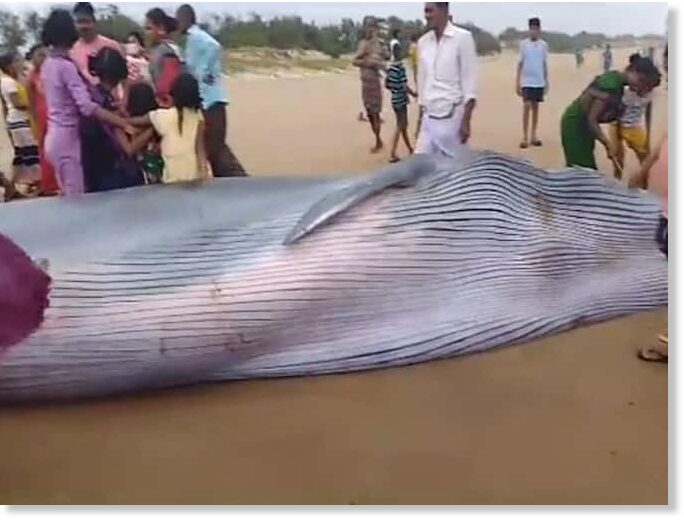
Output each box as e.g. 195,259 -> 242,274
0,232 -> 51,352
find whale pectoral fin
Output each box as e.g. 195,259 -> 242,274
283,154 -> 436,245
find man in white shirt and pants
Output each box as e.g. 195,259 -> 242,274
416,2 -> 478,157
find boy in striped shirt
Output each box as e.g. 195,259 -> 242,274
385,41 -> 417,163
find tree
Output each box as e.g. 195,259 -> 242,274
0,9 -> 26,52
23,10 -> 45,46
96,4 -> 143,42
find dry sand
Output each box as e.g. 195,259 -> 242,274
0,47 -> 668,505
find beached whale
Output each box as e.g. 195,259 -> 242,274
0,150 -> 668,402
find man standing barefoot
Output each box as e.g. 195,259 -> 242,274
415,2 -> 478,157
516,17 -> 549,149
353,17 -> 387,154
176,4 -> 247,177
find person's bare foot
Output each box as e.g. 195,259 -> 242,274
638,346 -> 668,363
638,332 -> 668,363
389,155 -> 400,163
371,142 -> 384,154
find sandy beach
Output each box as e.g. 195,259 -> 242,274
0,47 -> 668,505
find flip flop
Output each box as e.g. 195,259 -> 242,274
389,156 -> 400,164
637,348 -> 668,364
519,141 -> 529,149
532,140 -> 543,147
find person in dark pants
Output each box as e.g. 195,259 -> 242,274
176,4 -> 246,177
516,17 -> 549,148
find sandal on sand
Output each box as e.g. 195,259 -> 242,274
532,139 -> 543,147
637,348 -> 668,363
519,141 -> 529,149
389,156 -> 400,164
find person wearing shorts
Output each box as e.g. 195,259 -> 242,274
516,17 -> 549,149
609,85 -> 653,179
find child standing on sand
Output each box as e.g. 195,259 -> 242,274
608,55 -> 655,179
385,42 -> 417,163
0,52 -> 41,193
516,17 -> 549,149
129,73 -> 208,183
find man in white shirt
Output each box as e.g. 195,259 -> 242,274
516,17 -> 549,148
416,2 -> 478,157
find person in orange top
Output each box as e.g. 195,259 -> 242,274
26,44 -> 59,196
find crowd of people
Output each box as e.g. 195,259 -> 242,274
0,2 -> 245,200
0,2 -> 669,359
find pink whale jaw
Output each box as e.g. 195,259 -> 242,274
0,232 -> 51,352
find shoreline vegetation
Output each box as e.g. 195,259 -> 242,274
0,5 -> 666,75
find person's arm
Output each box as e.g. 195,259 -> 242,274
128,114 -> 153,127
516,42 -> 523,96
459,33 -> 478,144
586,97 -> 615,158
352,40 -> 368,68
645,100 -> 653,150
114,127 -> 156,157
195,119 -> 210,179
543,43 -> 549,95
206,39 -> 222,86
26,78 -> 38,124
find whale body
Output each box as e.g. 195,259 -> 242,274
0,151 -> 668,402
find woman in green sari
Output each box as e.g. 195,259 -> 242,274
560,55 -> 661,170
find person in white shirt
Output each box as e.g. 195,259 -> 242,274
516,17 -> 549,148
416,2 -> 478,157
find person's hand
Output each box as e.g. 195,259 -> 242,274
516,84 -> 522,97
124,123 -> 136,136
459,118 -> 471,144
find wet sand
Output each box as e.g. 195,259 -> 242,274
0,48 -> 668,504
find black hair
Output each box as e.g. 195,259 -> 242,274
146,8 -> 178,34
89,47 -> 128,86
170,73 -> 202,134
128,31 -> 144,47
177,4 -> 197,25
410,33 -> 419,42
528,17 -> 541,28
25,43 -> 46,61
0,52 -> 17,75
434,2 -> 449,11
73,2 -> 95,19
127,82 -> 158,117
391,41 -> 403,61
42,9 -> 80,48
628,53 -> 662,88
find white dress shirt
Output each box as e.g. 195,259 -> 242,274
417,22 -> 478,117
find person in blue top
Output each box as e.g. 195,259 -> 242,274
515,17 -> 549,149
176,4 -> 246,177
